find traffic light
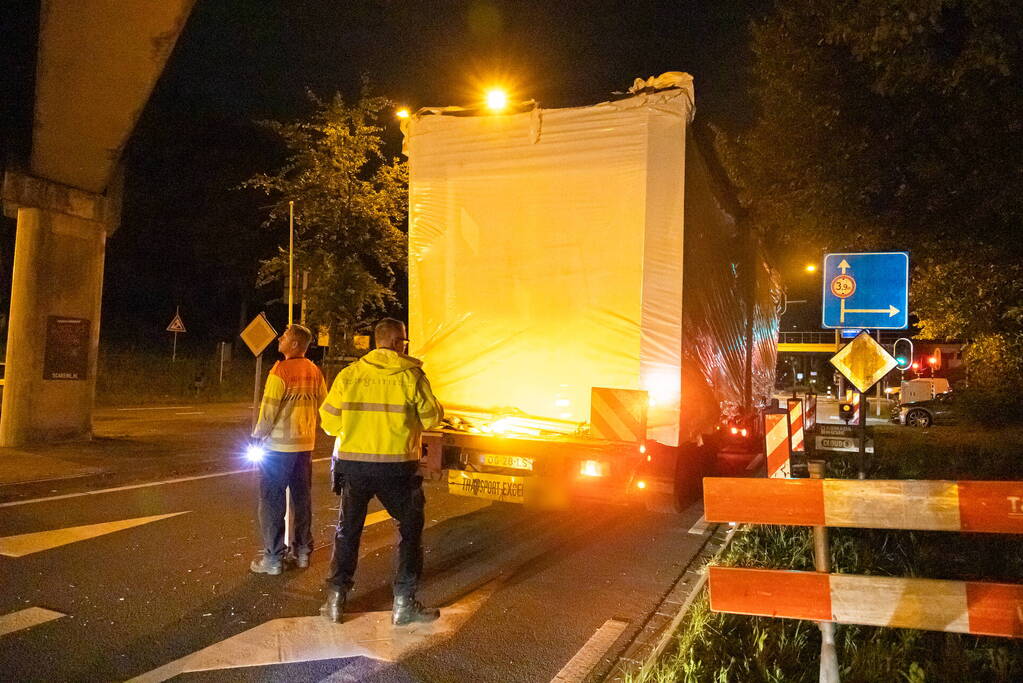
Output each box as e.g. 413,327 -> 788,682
911,361 -> 920,371
893,338 -> 914,371
839,402 -> 854,422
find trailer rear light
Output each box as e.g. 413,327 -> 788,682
639,444 -> 646,454
580,460 -> 608,477
636,480 -> 647,490
730,426 -> 739,435
740,428 -> 748,437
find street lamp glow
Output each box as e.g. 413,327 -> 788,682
485,88 -> 508,112
805,264 -> 817,272
396,108 -> 410,119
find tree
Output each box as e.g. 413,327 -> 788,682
724,0 -> 1023,258
243,90 -> 407,347
723,1 -> 1023,420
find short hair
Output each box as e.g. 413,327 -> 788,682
374,318 -> 406,348
287,324 -> 313,352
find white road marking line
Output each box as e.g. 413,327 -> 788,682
114,406 -> 192,411
127,581 -> 500,682
0,511 -> 190,557
174,411 -> 204,416
550,618 -> 629,683
0,607 -> 66,637
0,458 -> 331,508
687,515 -> 710,535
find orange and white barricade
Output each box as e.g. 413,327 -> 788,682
763,409 -> 792,479
703,477 -> 1023,639
786,398 -> 805,453
804,394 -> 817,431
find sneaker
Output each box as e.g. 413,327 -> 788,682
392,596 -> 440,626
320,586 -> 346,623
249,555 -> 283,575
296,553 -> 310,569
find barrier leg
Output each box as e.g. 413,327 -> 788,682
809,460 -> 840,683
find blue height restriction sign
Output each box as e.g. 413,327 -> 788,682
822,252 -> 909,330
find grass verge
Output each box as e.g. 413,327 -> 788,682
640,425 -> 1023,682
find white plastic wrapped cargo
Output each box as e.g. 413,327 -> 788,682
406,75 -> 694,446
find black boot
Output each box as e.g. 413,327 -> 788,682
392,595 -> 440,626
320,586 -> 347,623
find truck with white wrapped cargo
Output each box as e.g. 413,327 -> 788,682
403,73 -> 780,511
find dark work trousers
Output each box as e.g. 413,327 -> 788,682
257,450 -> 313,561
327,473 -> 425,598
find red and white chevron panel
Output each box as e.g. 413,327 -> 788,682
708,566 -> 1023,638
804,394 -> 817,430
786,398 -> 805,452
851,392 -> 861,425
703,478 -> 1023,534
763,412 -> 791,479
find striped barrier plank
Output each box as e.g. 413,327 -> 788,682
786,398 -> 805,453
703,478 -> 1023,534
708,566 -> 1023,638
589,387 -> 648,442
764,412 -> 791,479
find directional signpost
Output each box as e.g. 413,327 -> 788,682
822,252 -> 908,330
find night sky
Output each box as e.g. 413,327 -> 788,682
2,0 -> 775,354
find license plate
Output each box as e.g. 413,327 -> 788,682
483,453 -> 534,471
448,471 -> 527,503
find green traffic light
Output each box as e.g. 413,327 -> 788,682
896,356 -> 907,365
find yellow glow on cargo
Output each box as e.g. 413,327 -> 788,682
555,398 -> 570,407
396,108 -> 410,119
644,371 -> 679,407
485,87 -> 508,111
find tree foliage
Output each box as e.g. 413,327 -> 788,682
729,0 -> 1023,261
243,90 -> 407,345
726,1 -> 1023,417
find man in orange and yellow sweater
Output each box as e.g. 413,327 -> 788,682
249,324 -> 327,575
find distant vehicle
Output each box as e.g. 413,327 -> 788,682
893,391 -> 957,427
896,378 -> 951,404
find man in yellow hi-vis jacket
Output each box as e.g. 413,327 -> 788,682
249,324 -> 327,576
319,318 -> 443,626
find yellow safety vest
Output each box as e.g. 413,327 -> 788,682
320,349 -> 444,463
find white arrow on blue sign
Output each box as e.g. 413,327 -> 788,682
822,252 -> 909,330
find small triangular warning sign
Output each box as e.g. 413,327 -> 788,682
166,313 -> 186,333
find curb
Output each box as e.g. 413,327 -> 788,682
602,523 -> 738,682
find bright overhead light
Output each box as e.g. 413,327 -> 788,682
805,264 -> 817,272
396,108 -> 410,119
485,88 -> 508,112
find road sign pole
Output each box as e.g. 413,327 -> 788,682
808,460 -> 840,683
858,388 -> 868,479
172,332 -> 178,362
252,352 -> 262,430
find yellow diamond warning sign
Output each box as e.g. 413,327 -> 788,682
240,313 -> 277,356
830,331 -> 898,394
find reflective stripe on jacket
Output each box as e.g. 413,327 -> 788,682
319,348 -> 443,463
252,358 -> 327,452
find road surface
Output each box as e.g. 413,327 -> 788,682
0,404 -> 713,681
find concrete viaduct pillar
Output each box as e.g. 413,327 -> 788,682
0,0 -> 195,446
